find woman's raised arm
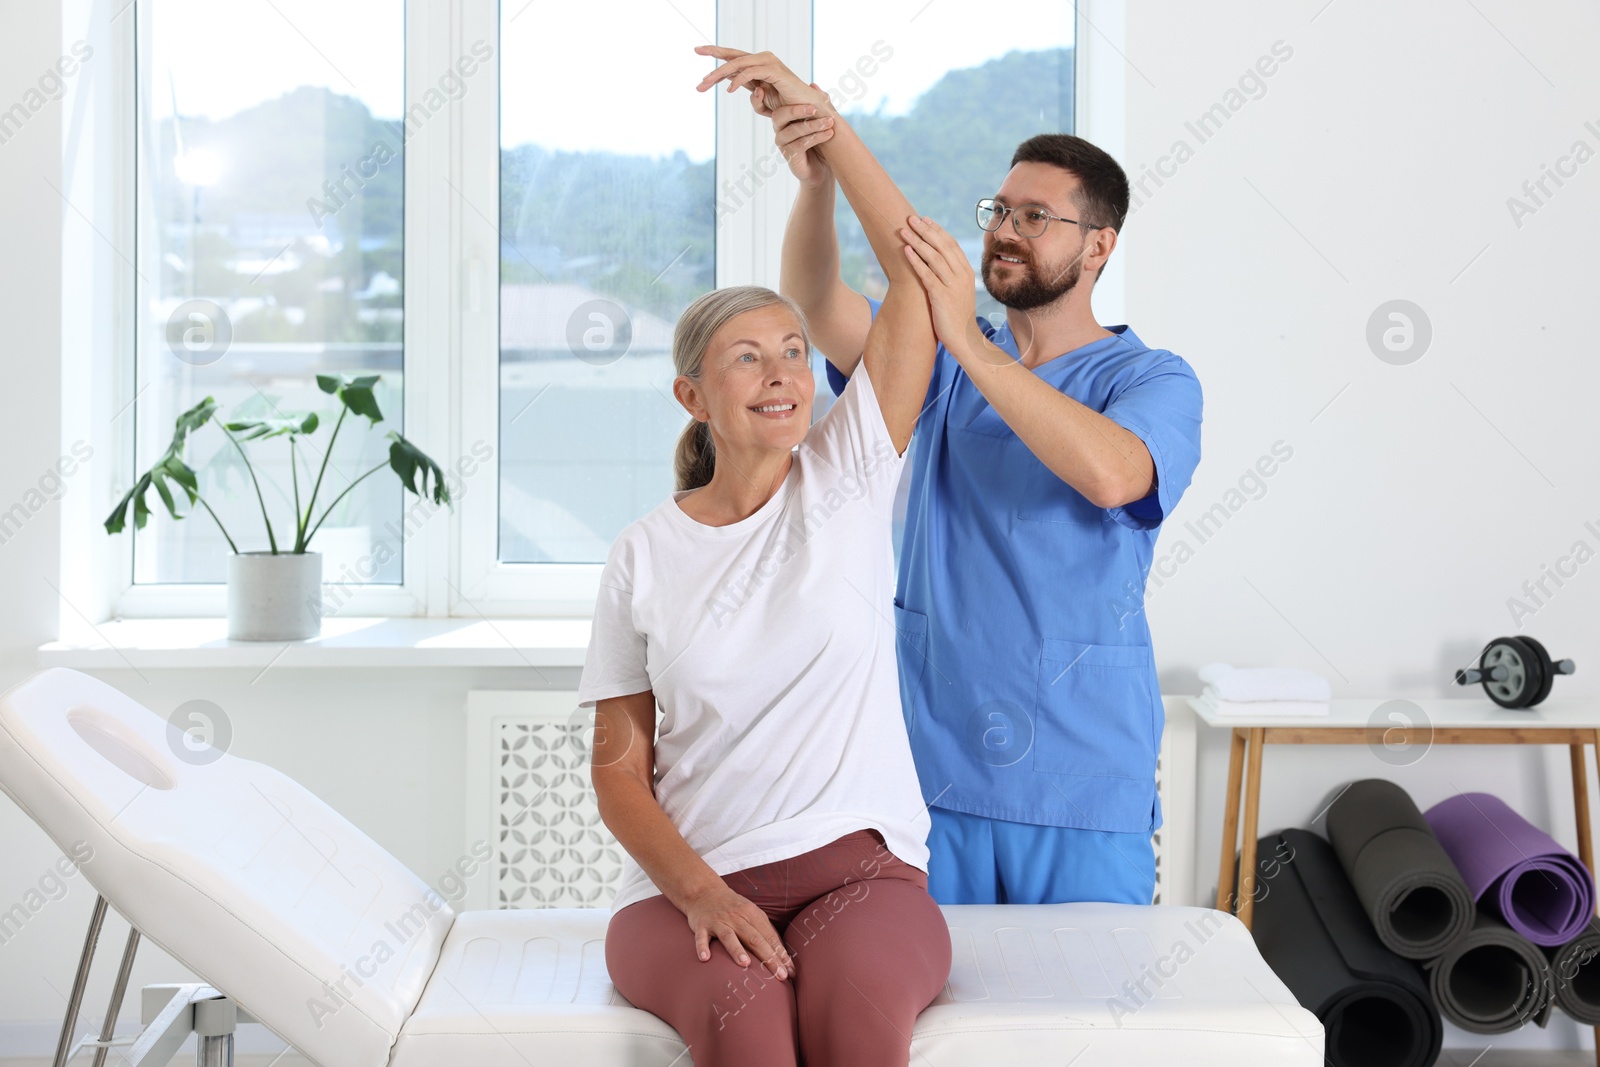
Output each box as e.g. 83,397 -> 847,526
695,47 -> 936,450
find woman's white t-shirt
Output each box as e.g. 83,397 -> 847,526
577,359 -> 932,915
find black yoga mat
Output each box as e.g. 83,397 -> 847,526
1548,917 -> 1600,1025
1251,828 -> 1441,1067
1426,910 -> 1554,1033
1326,778 -> 1476,959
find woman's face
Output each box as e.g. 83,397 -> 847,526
682,304 -> 814,458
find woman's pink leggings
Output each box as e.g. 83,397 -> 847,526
606,828 -> 952,1067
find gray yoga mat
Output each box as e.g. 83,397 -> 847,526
1250,828 -> 1442,1067
1425,910 -> 1554,1034
1325,779 -> 1475,959
1548,917 -> 1600,1025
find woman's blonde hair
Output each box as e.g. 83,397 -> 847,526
672,286 -> 811,492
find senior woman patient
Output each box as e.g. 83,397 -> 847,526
573,52 -> 972,1067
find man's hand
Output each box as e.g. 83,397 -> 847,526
765,92 -> 837,188
900,214 -> 988,361
695,46 -> 828,113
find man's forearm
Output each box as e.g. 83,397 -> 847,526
782,178 -> 869,378
953,334 -> 1156,506
780,178 -> 839,310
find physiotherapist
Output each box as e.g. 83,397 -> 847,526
747,60 -> 1204,906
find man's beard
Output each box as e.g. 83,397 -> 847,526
981,242 -> 1082,310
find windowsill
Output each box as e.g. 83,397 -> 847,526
38,617 -> 592,670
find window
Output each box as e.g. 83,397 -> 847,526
97,0 -> 1086,618
497,0 -> 716,564
130,0 -> 407,591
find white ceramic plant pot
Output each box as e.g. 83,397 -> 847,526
227,551 -> 323,641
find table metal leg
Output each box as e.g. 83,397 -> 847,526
1216,729 -> 1247,913
91,926 -> 139,1067
1237,728 -> 1266,930
53,895 -> 108,1067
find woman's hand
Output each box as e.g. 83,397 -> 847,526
694,45 -> 827,114
768,93 -> 836,188
900,215 -> 984,359
681,880 -> 796,980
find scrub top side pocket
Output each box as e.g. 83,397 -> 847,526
1032,639 -> 1155,799
893,603 -> 930,737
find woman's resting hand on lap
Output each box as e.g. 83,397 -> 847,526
681,879 -> 796,980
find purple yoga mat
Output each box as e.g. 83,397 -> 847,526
1424,793 -> 1596,947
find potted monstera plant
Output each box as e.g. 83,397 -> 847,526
105,373 -> 449,640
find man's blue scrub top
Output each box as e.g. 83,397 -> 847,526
826,297 -> 1203,835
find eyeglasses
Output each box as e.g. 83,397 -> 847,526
975,197 -> 1096,239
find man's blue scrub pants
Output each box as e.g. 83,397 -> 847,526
926,807 -> 1157,905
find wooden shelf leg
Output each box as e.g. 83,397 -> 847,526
1216,729 -> 1247,913
1237,728 -> 1267,930
1572,740 -> 1593,881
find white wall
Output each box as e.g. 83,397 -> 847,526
1124,0 -> 1600,1052
1,0 -> 1597,1056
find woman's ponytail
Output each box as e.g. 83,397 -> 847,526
674,418 -> 716,492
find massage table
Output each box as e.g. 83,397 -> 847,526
0,668 -> 1323,1065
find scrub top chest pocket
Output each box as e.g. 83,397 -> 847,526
1016,462 -> 1108,525
949,376 -> 1111,528
951,426 -> 1108,527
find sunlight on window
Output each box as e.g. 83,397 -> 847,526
134,0 -> 406,584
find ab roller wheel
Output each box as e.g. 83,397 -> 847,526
1455,635 -> 1575,708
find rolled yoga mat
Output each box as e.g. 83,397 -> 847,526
1325,778 -> 1476,959
1251,828 -> 1442,1067
1547,917 -> 1600,1025
1423,792 -> 1596,947
1425,910 -> 1554,1033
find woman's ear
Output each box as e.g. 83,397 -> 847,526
673,375 -> 709,423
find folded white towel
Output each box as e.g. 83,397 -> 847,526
1191,687 -> 1331,718
1197,662 -> 1332,704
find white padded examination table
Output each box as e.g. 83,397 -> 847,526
0,669 -> 1323,1066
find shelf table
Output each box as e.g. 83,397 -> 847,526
1194,695 -> 1600,1061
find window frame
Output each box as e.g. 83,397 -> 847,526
453,0 -> 808,616
103,0 -> 447,620
71,0 -> 1109,623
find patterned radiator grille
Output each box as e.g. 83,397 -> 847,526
495,718 -> 623,907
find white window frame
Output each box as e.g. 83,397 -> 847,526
63,0 -> 1109,624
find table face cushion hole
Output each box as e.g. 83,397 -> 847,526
1448,944 -> 1532,1016
1332,996 -> 1421,1067
66,709 -> 176,790
1508,870 -> 1577,939
1389,885 -> 1453,945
